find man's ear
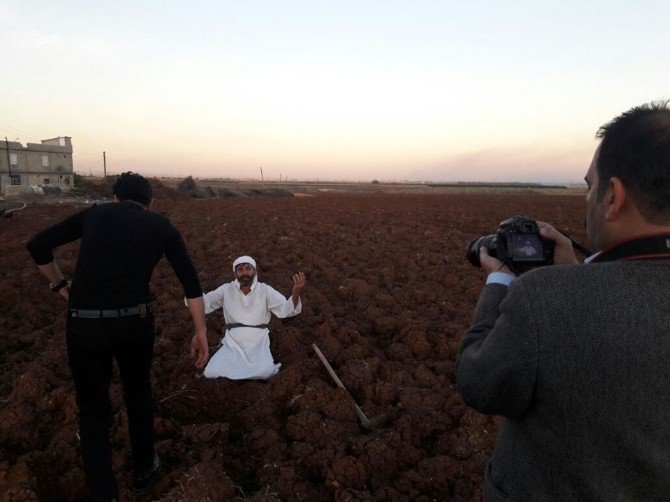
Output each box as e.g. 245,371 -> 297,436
605,177 -> 627,222
148,197 -> 154,209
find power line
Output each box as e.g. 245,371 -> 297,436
0,122 -> 75,148
0,126 -> 41,143
0,127 -> 103,158
77,160 -> 101,174
1,123 -> 115,178
0,121 -> 39,137
0,120 -> 38,135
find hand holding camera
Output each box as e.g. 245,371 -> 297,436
536,221 -> 579,265
467,215 -> 588,273
478,247 -> 514,275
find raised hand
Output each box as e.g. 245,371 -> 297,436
292,272 -> 306,296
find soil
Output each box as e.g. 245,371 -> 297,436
0,193 -> 587,501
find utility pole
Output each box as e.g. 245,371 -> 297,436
5,137 -> 11,177
259,166 -> 264,182
103,151 -> 107,179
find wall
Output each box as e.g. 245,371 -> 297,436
0,137 -> 73,194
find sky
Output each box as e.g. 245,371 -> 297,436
1,1 -> 669,183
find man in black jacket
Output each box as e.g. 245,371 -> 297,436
458,102 -> 670,500
27,172 -> 209,501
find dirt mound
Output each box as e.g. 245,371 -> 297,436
150,178 -> 187,201
0,193 -> 587,500
68,176 -> 185,201
70,177 -> 113,199
241,187 -> 293,198
177,176 -> 294,199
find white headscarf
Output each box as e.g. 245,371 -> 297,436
232,255 -> 257,272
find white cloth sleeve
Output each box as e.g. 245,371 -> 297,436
266,286 -> 301,318
184,284 -> 225,314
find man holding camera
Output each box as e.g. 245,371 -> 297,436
27,172 -> 210,501
457,102 -> 670,501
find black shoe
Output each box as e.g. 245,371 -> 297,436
131,454 -> 161,494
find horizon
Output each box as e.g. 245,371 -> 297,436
2,1 -> 668,183
76,169 -> 588,186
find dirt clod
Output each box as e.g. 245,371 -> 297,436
0,193 -> 586,500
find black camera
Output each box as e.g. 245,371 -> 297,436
466,216 -> 555,268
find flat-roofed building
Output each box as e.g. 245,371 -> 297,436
0,137 -> 74,195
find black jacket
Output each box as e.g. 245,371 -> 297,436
27,201 -> 202,308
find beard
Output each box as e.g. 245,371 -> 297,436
238,274 -> 255,286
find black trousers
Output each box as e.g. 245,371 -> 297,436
66,313 -> 155,501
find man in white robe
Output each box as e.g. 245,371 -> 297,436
192,256 -> 305,380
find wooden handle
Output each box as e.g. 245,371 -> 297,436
312,343 -> 371,427
312,344 -> 346,389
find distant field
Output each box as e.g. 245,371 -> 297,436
156,177 -> 586,197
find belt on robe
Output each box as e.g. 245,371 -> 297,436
225,323 -> 269,330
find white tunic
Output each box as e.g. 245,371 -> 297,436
195,278 -> 301,380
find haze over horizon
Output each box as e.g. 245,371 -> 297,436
2,1 -> 668,183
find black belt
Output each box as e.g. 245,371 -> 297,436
225,323 -> 268,330
70,304 -> 150,319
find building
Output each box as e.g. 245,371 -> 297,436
0,137 -> 74,195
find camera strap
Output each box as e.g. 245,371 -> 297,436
590,234 -> 670,263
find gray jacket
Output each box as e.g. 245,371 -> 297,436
457,260 -> 670,501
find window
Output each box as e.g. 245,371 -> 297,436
9,153 -> 18,165
43,178 -> 50,184
42,155 -> 49,167
9,175 -> 20,185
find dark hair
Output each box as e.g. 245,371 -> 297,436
596,100 -> 670,223
112,172 -> 153,206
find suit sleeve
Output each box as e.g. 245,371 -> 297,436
26,208 -> 87,265
456,279 -> 538,418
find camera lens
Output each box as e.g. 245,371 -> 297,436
466,235 -> 497,267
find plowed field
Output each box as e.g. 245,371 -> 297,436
0,193 -> 586,501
